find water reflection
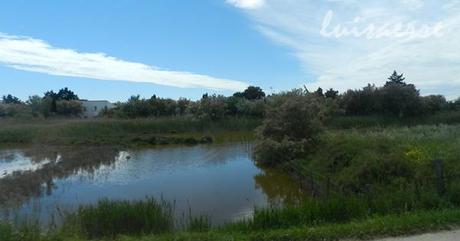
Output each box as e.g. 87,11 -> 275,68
0,146 -> 122,207
254,167 -> 306,206
0,143 -> 303,224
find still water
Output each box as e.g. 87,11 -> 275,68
0,143 -> 304,224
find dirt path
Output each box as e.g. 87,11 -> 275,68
373,230 -> 459,241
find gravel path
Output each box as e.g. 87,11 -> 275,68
373,230 -> 459,241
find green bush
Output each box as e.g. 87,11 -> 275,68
254,90 -> 328,165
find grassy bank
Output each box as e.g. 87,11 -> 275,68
327,111 -> 460,129
1,198 -> 460,241
291,124 -> 460,196
0,117 -> 260,147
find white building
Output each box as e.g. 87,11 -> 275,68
79,100 -> 115,118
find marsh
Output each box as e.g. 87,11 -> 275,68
0,142 -> 304,225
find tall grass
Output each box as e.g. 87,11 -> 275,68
67,198 -> 174,239
328,111 -> 460,129
227,190 -> 454,232
0,220 -> 56,241
2,195 -> 460,241
186,215 -> 211,233
0,117 -> 260,146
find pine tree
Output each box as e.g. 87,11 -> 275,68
385,71 -> 406,86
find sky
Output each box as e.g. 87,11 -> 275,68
0,0 -> 459,101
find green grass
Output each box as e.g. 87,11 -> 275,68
294,124 -> 460,195
3,201 -> 460,241
66,198 -> 175,239
111,209 -> 460,241
328,111 -> 460,129
0,117 -> 260,146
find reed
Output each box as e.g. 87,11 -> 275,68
68,198 -> 174,239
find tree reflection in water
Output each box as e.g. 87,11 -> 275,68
254,165 -> 306,206
0,146 -> 123,208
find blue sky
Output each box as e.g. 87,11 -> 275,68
1,0 -> 459,101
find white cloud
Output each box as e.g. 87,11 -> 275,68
0,33 -> 248,91
235,0 -> 460,99
226,0 -> 265,9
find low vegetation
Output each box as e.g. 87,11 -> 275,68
249,72 -> 460,240
1,198 -> 460,241
0,117 -> 260,146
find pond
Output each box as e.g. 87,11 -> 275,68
0,143 -> 305,224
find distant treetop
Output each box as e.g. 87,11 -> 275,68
233,86 -> 265,100
385,71 -> 406,87
2,94 -> 22,104
44,87 -> 79,101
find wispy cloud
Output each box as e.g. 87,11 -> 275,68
226,0 -> 265,9
0,33 -> 248,91
229,0 -> 460,99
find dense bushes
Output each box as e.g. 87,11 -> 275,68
110,92 -> 266,120
0,88 -> 82,118
340,71 -> 451,118
2,72 -> 460,120
254,89 -> 330,165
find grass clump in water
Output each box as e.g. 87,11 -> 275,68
68,198 -> 174,239
186,215 -> 211,233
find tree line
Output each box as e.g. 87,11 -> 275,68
1,72 -> 459,119
1,88 -> 81,118
254,71 -> 460,165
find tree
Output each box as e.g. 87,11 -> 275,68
196,94 -> 228,120
385,71 -> 406,87
27,95 -> 46,117
315,87 -> 324,97
382,79 -> 421,117
420,95 -> 447,114
44,90 -> 59,113
2,94 -> 22,104
43,88 -> 79,113
254,90 -> 327,165
234,86 -> 265,100
325,88 -> 339,99
121,95 -> 151,118
340,84 -> 382,115
57,87 -> 79,101
56,100 -> 83,116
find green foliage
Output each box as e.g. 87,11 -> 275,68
339,71 -> 453,118
324,88 -> 338,99
56,100 -> 83,116
298,125 -> 460,194
0,117 -> 260,146
233,86 -> 266,100
385,70 -> 406,86
69,198 -> 174,239
254,90 -> 329,165
192,94 -> 229,120
109,90 -> 266,120
187,215 -> 211,233
56,87 -> 79,101
420,95 -> 448,114
0,103 -> 32,118
0,221 -> 61,241
381,81 -> 421,117
341,84 -> 382,115
2,94 -> 22,104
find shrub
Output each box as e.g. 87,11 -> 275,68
254,90 -> 327,165
56,100 -> 82,116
